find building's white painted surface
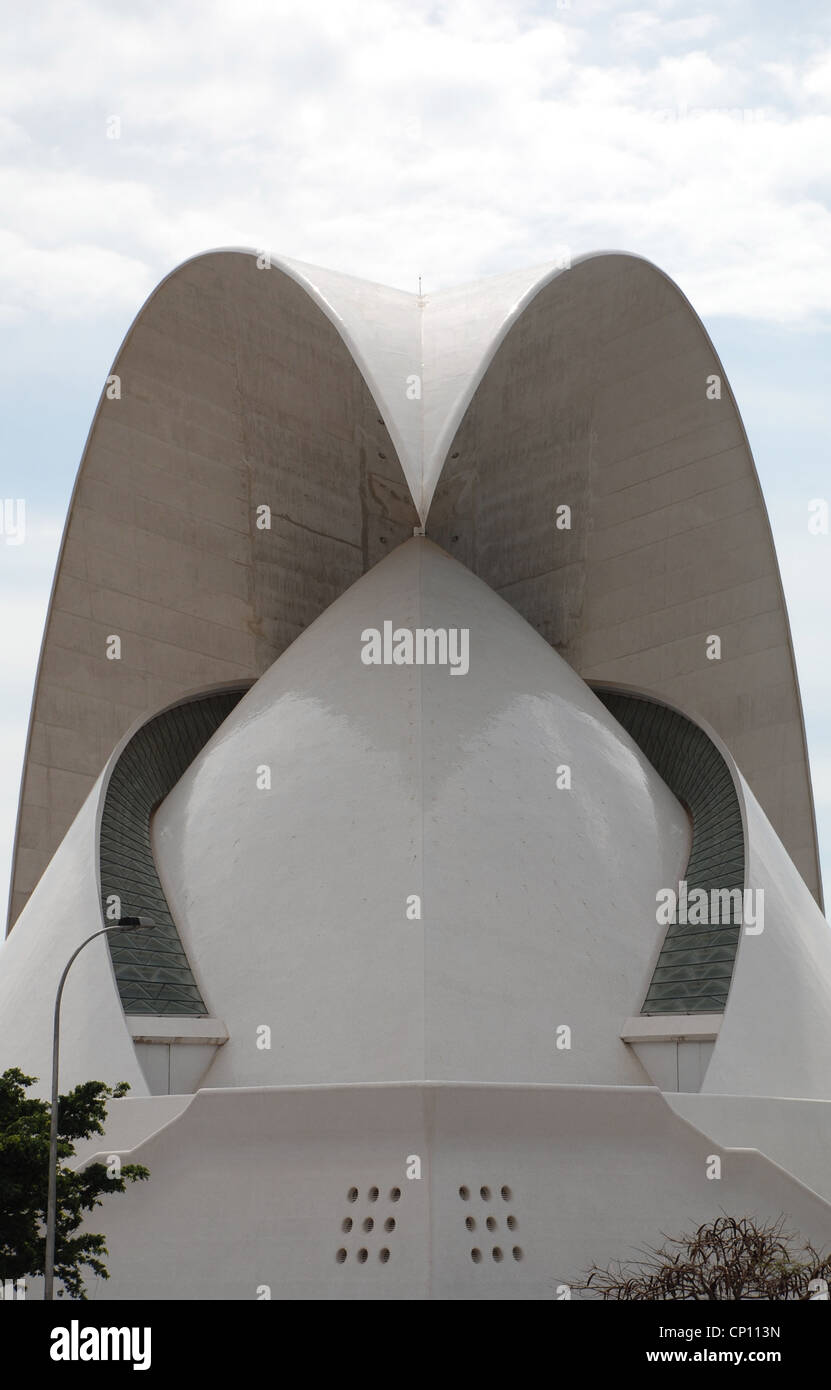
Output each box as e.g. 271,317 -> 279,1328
70,1085 -> 831,1301
153,540 -> 691,1090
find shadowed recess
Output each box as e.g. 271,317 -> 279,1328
100,690 -> 246,1015
595,689 -> 745,1015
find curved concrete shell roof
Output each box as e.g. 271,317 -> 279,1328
7,248 -> 822,931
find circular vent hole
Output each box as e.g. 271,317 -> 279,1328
471,1248 -> 482,1263
512,1247 -> 523,1261
384,1217 -> 396,1232
465,1216 -> 476,1232
347,1187 -> 358,1203
379,1248 -> 390,1263
363,1217 -> 374,1233
390,1187 -> 401,1202
492,1247 -> 504,1262
507,1215 -> 517,1231
480,1186 -> 491,1201
459,1185 -> 470,1200
336,1249 -> 347,1264
342,1217 -> 353,1233
501,1185 -> 512,1201
368,1186 -> 379,1202
357,1248 -> 368,1264
486,1216 -> 497,1231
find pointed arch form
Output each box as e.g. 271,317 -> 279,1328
7,248 -> 420,931
428,252 -> 822,905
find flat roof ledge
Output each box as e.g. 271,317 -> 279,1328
621,1015 -> 723,1044
128,1016 -> 229,1047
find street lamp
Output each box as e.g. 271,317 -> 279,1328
43,915 -> 154,1301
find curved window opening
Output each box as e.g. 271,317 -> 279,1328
100,688 -> 246,1016
593,688 -> 745,1015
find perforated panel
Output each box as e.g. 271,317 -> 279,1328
100,690 -> 245,1015
595,690 -> 745,1015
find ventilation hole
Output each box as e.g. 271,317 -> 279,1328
363,1217 -> 374,1233
379,1248 -> 390,1263
465,1216 -> 476,1232
347,1187 -> 358,1203
512,1247 -> 523,1261
342,1217 -> 353,1233
507,1215 -> 518,1231
384,1217 -> 396,1232
486,1216 -> 497,1231
368,1186 -> 379,1202
357,1248 -> 368,1264
471,1248 -> 482,1263
480,1186 -> 491,1201
390,1187 -> 401,1202
492,1247 -> 504,1262
501,1185 -> 512,1201
459,1185 -> 470,1200
336,1249 -> 347,1263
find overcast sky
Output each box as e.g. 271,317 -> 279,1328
2,0 -> 830,912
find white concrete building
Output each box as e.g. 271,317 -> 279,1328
2,251 -> 830,1299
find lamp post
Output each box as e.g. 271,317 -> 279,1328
43,915 -> 153,1301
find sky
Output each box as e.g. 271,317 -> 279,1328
1,0 -> 830,911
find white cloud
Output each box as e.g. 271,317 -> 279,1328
613,11 -> 720,49
0,1 -> 830,315
0,227 -> 153,319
